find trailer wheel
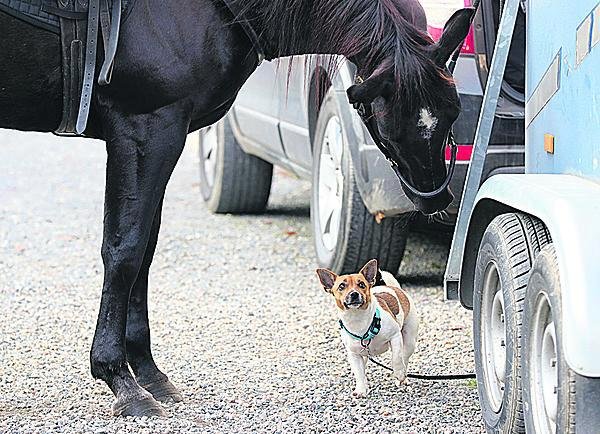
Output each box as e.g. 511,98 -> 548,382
473,213 -> 550,433
522,244 -> 576,434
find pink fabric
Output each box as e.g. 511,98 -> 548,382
446,145 -> 473,162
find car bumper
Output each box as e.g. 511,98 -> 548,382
356,145 -> 415,217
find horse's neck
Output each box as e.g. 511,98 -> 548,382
247,2 -> 334,58
242,0 -> 363,59
245,0 -> 427,60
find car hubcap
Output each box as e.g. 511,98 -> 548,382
531,293 -> 558,433
318,116 -> 344,252
201,125 -> 219,189
481,262 -> 507,413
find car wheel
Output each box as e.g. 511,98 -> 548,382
197,118 -> 273,214
522,244 -> 576,434
310,92 -> 410,275
473,213 -> 551,433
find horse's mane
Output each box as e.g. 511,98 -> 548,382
235,0 -> 452,109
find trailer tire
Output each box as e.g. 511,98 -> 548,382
473,213 -> 550,433
522,244 -> 576,434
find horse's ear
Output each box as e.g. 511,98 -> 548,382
347,74 -> 392,105
432,8 -> 475,67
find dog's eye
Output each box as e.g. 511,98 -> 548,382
358,282 -> 366,289
338,283 -> 345,291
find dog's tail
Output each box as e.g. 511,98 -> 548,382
376,269 -> 401,288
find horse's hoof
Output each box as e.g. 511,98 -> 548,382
140,379 -> 183,403
112,394 -> 167,417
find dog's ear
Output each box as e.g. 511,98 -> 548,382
316,268 -> 338,292
359,259 -> 378,285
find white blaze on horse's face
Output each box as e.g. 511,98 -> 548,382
417,107 -> 438,140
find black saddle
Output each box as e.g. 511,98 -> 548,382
0,0 -> 128,135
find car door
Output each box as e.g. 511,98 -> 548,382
232,60 -> 285,159
277,56 -> 313,173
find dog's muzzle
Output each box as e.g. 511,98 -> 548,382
344,291 -> 364,309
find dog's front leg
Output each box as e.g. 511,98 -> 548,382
390,334 -> 407,386
347,351 -> 368,397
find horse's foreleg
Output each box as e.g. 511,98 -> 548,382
125,199 -> 183,403
90,101 -> 190,417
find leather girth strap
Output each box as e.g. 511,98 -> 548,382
47,0 -> 121,136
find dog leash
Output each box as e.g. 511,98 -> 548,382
351,331 -> 476,381
367,353 -> 476,380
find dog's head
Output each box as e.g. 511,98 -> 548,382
316,259 -> 378,311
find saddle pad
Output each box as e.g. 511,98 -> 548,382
0,0 -> 60,33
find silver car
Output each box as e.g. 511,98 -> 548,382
195,1 -> 524,274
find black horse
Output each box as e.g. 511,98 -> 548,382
0,0 -> 473,417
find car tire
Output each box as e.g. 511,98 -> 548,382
522,244 -> 576,434
473,213 -> 551,433
197,118 -> 273,214
310,92 -> 410,275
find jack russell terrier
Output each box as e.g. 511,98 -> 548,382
316,259 -> 419,397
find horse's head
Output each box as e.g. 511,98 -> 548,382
347,8 -> 474,215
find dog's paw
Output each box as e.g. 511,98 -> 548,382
393,372 -> 407,387
352,388 -> 368,398
394,377 -> 409,388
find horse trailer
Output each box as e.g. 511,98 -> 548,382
445,0 -> 600,431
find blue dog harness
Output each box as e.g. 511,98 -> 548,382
339,307 -> 382,343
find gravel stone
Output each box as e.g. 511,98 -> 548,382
0,130 -> 484,433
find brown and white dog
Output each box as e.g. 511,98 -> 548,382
316,259 -> 419,397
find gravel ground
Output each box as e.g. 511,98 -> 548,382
0,129 -> 484,433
